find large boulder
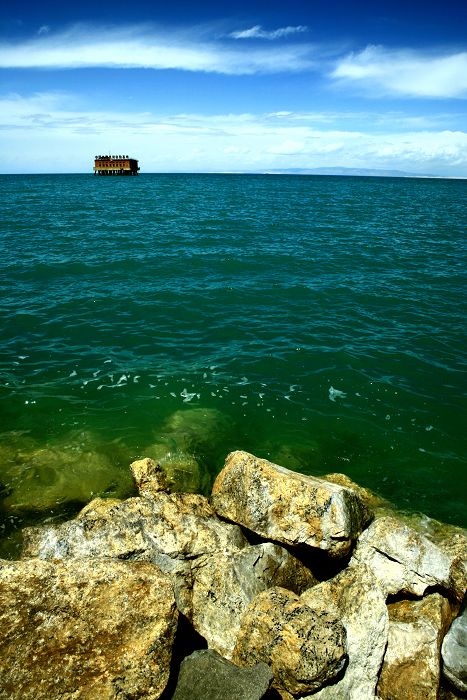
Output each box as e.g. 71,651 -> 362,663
172,649 -> 272,700
0,557 -> 177,700
350,516 -> 460,597
233,587 -> 347,697
22,491 -> 247,618
211,451 -> 372,557
300,563 -> 388,700
191,542 -> 317,659
377,593 -> 452,700
442,608 -> 467,693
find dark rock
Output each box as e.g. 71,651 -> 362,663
172,649 -> 272,700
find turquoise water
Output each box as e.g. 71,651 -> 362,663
1,173 -> 466,552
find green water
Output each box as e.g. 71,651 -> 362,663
1,173 -> 466,554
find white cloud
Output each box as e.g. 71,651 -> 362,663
37,25 -> 50,36
0,93 -> 466,176
332,45 -> 467,98
230,25 -> 308,40
0,24 -> 314,74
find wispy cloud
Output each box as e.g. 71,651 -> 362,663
1,92 -> 466,176
332,45 -> 467,98
0,24 -> 314,74
230,25 -> 308,40
37,25 -> 50,36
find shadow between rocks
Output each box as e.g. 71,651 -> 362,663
160,614 -> 208,700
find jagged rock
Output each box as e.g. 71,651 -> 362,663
398,513 -> 467,602
350,516 -> 459,597
130,456 -> 169,496
377,593 -> 452,700
211,451 -> 372,557
1,431 -> 133,512
191,542 -> 318,659
300,563 -> 388,700
442,608 -> 467,693
172,649 -> 272,700
22,491 -> 247,617
233,586 -> 347,697
0,557 -> 177,700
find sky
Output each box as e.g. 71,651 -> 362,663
0,0 -> 466,175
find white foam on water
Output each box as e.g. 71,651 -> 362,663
180,388 -> 197,402
93,370 -> 101,377
104,359 -> 112,363
133,376 -> 140,383
329,386 -> 347,402
69,370 -> 77,377
425,425 -> 434,431
170,392 -> 176,398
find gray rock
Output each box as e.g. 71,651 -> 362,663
300,563 -> 388,700
0,557 -> 178,700
350,516 -> 458,597
211,451 -> 372,557
172,649 -> 272,700
233,586 -> 347,697
191,542 -> 317,659
442,608 -> 467,693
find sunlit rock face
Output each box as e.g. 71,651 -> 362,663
377,593 -> 452,700
211,450 -> 372,557
0,557 -> 178,700
233,586 -> 347,697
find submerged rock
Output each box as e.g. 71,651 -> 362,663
144,442 -> 205,493
144,407 -> 234,493
377,593 -> 452,700
300,563 -> 388,700
190,542 -> 317,659
1,431 -> 133,513
442,608 -> 467,694
233,586 -> 347,697
172,649 -> 272,700
0,557 -> 178,700
211,451 -> 372,557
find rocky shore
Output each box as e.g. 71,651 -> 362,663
0,450 -> 465,699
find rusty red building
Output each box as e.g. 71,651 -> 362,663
93,155 -> 140,176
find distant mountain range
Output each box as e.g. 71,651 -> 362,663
262,167 -> 440,178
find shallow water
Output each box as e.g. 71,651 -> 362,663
1,173 -> 466,554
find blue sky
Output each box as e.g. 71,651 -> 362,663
1,0 -> 466,175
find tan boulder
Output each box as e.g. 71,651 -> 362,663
0,557 -> 177,700
22,491 -> 247,618
130,456 -> 169,496
233,587 -> 347,697
191,542 -> 318,659
300,563 -> 388,700
377,593 -> 452,700
211,451 -> 372,557
350,516 -> 459,597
